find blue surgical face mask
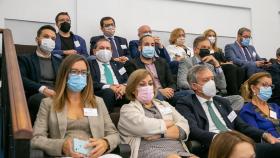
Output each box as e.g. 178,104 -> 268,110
67,74 -> 87,92
258,86 -> 272,101
142,46 -> 155,58
241,38 -> 250,47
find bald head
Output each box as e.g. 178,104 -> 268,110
138,25 -> 152,38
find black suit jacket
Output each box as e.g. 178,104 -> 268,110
87,57 -> 128,91
89,35 -> 130,57
18,53 -> 62,98
124,57 -> 176,90
176,94 -> 264,149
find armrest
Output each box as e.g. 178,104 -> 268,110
112,144 -> 131,158
186,140 -> 202,153
30,149 -> 45,158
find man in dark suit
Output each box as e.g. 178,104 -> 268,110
176,65 -> 280,158
129,25 -> 171,62
90,17 -> 130,64
225,27 -> 269,78
88,38 -> 128,112
18,25 -> 62,123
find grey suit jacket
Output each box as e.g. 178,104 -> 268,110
31,97 -> 120,156
177,56 -> 227,93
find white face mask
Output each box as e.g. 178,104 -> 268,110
95,49 -> 112,63
176,37 -> 185,46
201,80 -> 216,97
39,38 -> 55,53
208,36 -> 216,44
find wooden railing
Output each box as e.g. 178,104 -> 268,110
0,28 -> 32,158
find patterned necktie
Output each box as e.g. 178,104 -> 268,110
108,37 -> 119,58
243,47 -> 252,61
206,101 -> 228,132
102,63 -> 114,84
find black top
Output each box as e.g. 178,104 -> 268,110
211,49 -> 228,63
60,34 -> 74,50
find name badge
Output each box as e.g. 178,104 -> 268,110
160,107 -> 172,115
120,44 -> 127,49
83,108 -> 98,116
119,67 -> 126,75
74,41 -> 81,47
270,110 -> 277,119
227,111 -> 237,122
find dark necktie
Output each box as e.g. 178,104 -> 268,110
206,101 -> 228,132
243,47 -> 252,61
108,37 -> 119,58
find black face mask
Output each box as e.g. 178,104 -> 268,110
60,22 -> 71,33
199,48 -> 210,58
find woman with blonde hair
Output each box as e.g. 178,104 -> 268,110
203,29 -> 245,95
208,131 -> 256,158
118,69 -> 197,158
31,54 -> 120,157
239,72 -> 280,138
166,28 -> 193,61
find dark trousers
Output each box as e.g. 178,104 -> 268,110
221,64 -> 245,95
28,93 -> 45,125
95,88 -> 129,113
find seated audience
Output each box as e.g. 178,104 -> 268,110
53,12 -> 88,57
18,25 -> 62,123
177,36 -> 227,95
203,29 -> 245,95
267,48 -> 280,105
208,131 -> 256,158
129,25 -> 171,62
88,38 -> 128,113
31,54 -> 120,157
118,69 -> 197,158
90,17 -> 129,63
166,28 -> 193,61
176,65 -> 280,158
225,27 -> 269,78
239,72 -> 280,138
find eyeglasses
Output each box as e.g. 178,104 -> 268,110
259,83 -> 275,89
103,23 -> 115,28
69,69 -> 89,76
58,19 -> 71,23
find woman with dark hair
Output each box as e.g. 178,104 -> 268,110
118,69 -> 197,158
203,29 -> 245,95
31,54 -> 120,157
208,131 -> 256,158
240,72 -> 280,138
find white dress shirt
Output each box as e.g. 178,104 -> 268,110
96,59 -> 119,89
196,95 -> 229,133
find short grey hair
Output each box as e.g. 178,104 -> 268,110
237,27 -> 251,36
187,65 -> 210,85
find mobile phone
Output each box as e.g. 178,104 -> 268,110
264,61 -> 269,64
199,49 -> 210,58
73,138 -> 92,155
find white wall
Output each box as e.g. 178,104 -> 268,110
1,0 -> 280,59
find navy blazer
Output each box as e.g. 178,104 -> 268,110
225,41 -> 261,67
124,57 -> 176,90
87,57 -> 128,91
53,32 -> 88,57
18,53 -> 62,98
176,94 -> 264,149
90,35 -> 130,58
128,40 -> 171,63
